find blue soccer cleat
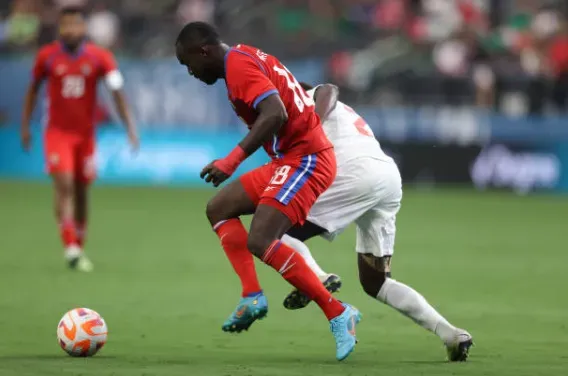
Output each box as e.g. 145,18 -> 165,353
222,292 -> 268,333
330,303 -> 362,361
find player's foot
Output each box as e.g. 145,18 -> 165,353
65,246 -> 93,272
330,303 -> 361,361
76,254 -> 94,272
445,329 -> 473,362
283,274 -> 342,310
222,292 -> 268,333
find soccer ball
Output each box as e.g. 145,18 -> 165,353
57,308 -> 108,357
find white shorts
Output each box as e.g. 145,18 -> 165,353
306,157 -> 402,258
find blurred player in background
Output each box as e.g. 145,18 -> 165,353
176,22 -> 360,361
20,7 -> 139,272
280,82 -> 473,361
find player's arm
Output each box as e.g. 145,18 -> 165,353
101,51 -> 139,151
201,55 -> 286,187
238,95 -> 287,155
21,79 -> 43,150
110,88 -> 138,150
201,95 -> 287,187
313,84 -> 339,123
21,51 -> 47,151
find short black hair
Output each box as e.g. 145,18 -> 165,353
300,82 -> 314,91
59,6 -> 86,18
176,22 -> 220,47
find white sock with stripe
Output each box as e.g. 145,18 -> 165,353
281,234 -> 328,280
377,278 -> 457,344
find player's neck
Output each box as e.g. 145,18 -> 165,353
59,39 -> 84,54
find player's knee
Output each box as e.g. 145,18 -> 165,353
205,196 -> 226,225
246,232 -> 271,258
56,179 -> 75,199
359,272 -> 388,298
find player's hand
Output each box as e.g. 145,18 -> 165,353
200,161 -> 231,187
127,131 -> 140,153
20,127 -> 32,152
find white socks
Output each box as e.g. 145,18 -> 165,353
281,234 -> 458,344
281,234 -> 328,280
64,244 -> 82,261
377,278 -> 457,344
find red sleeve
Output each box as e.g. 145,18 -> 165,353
32,48 -> 50,82
98,48 -> 118,76
226,52 -> 278,109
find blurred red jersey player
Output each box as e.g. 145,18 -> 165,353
175,22 -> 361,361
20,6 -> 138,272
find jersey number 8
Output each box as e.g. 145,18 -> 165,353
269,165 -> 291,185
273,64 -> 314,113
62,75 -> 85,98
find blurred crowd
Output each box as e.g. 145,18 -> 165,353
1,0 -> 568,115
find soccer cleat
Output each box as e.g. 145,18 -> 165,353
65,246 -> 93,272
283,274 -> 342,310
330,303 -> 361,361
445,329 -> 473,362
75,255 -> 94,273
222,292 -> 268,333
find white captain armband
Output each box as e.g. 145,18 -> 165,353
104,70 -> 124,91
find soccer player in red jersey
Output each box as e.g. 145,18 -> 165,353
176,22 -> 361,360
20,7 -> 139,272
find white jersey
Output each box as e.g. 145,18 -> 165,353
307,87 -> 393,164
305,87 -> 402,257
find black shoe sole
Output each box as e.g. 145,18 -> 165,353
283,275 -> 342,310
449,339 -> 473,362
221,310 -> 268,333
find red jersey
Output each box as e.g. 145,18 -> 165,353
224,44 -> 332,160
32,41 -> 118,135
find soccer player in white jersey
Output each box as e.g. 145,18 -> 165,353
281,82 -> 473,362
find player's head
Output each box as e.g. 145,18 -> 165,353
175,22 -> 225,85
300,82 -> 314,91
58,7 -> 87,49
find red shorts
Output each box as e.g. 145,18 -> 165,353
240,148 -> 337,225
44,128 -> 96,183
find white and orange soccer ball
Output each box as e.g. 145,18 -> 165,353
57,308 -> 108,357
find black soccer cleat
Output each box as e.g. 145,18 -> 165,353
446,332 -> 474,362
283,274 -> 342,310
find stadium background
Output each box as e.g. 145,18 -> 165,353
1,1 -> 567,375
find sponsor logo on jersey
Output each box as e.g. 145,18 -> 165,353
55,65 -> 67,76
256,50 -> 268,61
81,64 -> 92,75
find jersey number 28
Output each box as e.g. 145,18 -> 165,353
62,75 -> 85,98
273,64 -> 314,113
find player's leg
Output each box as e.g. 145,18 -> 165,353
248,150 -> 361,361
355,212 -> 473,361
284,221 -> 328,278
206,177 -> 261,297
44,131 -> 82,267
205,169 -> 269,333
51,172 -> 82,265
282,159 -> 385,310
281,224 -> 342,310
248,204 -> 342,319
74,136 -> 96,249
282,230 -> 327,278
74,180 -> 88,248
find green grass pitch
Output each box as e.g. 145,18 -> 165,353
0,181 -> 567,376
